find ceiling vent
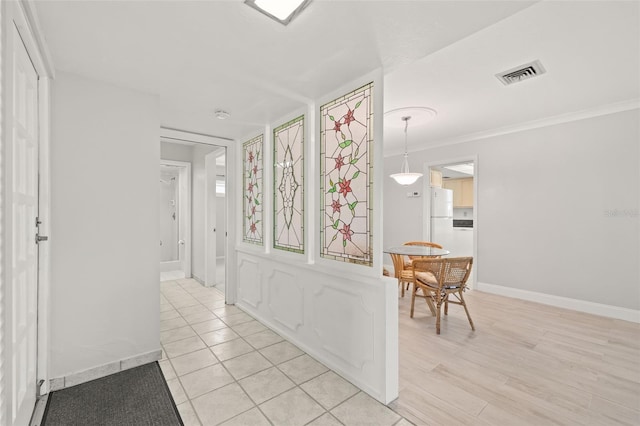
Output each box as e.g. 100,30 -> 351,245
496,60 -> 546,85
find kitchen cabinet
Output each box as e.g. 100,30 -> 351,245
443,178 -> 474,207
430,170 -> 442,188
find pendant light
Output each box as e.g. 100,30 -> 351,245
390,116 -> 422,185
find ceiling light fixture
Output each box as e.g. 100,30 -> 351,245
214,110 -> 230,120
245,0 -> 312,25
390,116 -> 423,186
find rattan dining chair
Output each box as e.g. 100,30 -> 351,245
396,241 -> 444,297
411,257 -> 474,334
392,241 -> 444,298
403,241 -> 444,268
391,253 -> 414,297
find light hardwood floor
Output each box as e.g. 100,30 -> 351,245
390,288 -> 640,425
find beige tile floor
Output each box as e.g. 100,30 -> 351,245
160,278 -> 410,426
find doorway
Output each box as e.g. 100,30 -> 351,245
426,160 -> 477,287
159,160 -> 191,281
159,132 -> 231,301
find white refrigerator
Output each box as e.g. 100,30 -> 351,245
430,187 -> 454,249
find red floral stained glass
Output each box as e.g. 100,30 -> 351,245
320,82 -> 373,266
243,134 -> 263,245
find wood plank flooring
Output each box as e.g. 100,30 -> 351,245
390,288 -> 640,425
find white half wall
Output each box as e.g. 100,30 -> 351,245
384,108 -> 640,315
234,71 -> 398,403
236,251 -> 398,403
50,72 -> 160,378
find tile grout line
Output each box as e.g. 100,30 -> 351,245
163,280 -> 266,425
174,280 -> 230,426
173,281 -> 212,426
168,290 -> 342,424
162,279 -> 406,426
163,280 -> 217,425
164,297 -> 318,423
167,281 -> 269,425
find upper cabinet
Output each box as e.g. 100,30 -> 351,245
443,178 -> 474,207
430,170 -> 443,188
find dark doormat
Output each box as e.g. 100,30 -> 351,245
42,362 -> 183,426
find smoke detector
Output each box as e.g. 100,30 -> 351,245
496,60 -> 546,85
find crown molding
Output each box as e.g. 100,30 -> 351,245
21,0 -> 56,78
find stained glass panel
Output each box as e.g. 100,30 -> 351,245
243,134 -> 264,245
273,115 -> 304,253
320,82 -> 373,266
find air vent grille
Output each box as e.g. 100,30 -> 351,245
496,60 -> 546,85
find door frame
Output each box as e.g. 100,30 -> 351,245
422,155 -> 478,289
160,160 -> 192,278
204,147 -> 227,287
1,0 -> 55,422
160,128 -> 236,303
204,149 -> 223,287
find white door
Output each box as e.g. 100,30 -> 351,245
205,152 -> 217,287
6,20 -> 41,426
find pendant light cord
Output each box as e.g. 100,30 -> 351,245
401,116 -> 411,172
390,114 -> 423,185
403,116 -> 409,156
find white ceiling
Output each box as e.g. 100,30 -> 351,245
34,1 -> 639,156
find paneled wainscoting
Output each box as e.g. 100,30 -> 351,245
235,251 -> 398,404
159,278 -> 407,426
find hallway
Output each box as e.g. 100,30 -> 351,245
159,279 -> 409,425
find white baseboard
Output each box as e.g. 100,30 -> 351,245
48,349 -> 162,391
192,274 -> 204,285
476,282 -> 640,323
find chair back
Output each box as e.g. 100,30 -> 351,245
404,241 -> 444,260
412,257 -> 473,290
390,253 -> 406,279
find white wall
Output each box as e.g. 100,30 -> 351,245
384,109 -> 640,315
161,141 -> 192,163
50,72 -> 160,378
0,4 -> 5,423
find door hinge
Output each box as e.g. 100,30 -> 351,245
35,216 -> 42,227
